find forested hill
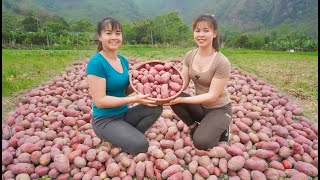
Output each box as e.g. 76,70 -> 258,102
2,0 -> 318,37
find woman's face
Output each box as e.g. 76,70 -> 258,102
193,21 -> 216,48
98,23 -> 123,51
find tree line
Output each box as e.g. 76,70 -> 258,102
2,12 -> 318,51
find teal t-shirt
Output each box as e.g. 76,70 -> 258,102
86,52 -> 129,117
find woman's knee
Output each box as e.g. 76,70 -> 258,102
193,134 -> 218,150
127,137 -> 149,154
154,105 -> 163,115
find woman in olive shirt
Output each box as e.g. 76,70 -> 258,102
165,14 -> 232,150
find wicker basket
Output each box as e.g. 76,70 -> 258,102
130,60 -> 185,105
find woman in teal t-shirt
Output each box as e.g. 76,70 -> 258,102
86,17 -> 163,154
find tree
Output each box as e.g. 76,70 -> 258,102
234,34 -> 251,48
154,12 -> 191,44
70,19 -> 94,32
2,11 -> 23,32
45,15 -> 70,35
22,16 -> 38,32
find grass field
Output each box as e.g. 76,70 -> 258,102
2,45 -> 318,122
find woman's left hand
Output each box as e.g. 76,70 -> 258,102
163,97 -> 184,106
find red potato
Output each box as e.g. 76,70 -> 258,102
136,83 -> 144,94
294,135 -> 313,146
107,163 -> 120,177
2,151 -> 13,165
86,149 -> 96,162
294,161 -> 318,176
248,132 -> 259,143
143,83 -> 152,94
198,156 -> 211,167
149,69 -> 159,76
154,64 -> 164,71
9,163 -> 35,175
3,170 -> 15,179
161,84 -> 170,99
162,164 -> 183,179
251,170 -> 266,180
218,158 -> 228,174
254,149 -> 274,159
240,117 -> 253,126
282,159 -> 293,169
164,62 -> 172,70
35,165 -> 49,177
175,149 -> 187,159
154,159 -> 169,171
151,149 -> 165,159
20,143 -> 40,154
120,156 -> 131,168
54,154 -> 71,173
127,161 -> 136,177
239,131 -> 250,143
229,176 -> 241,180
17,153 -> 32,163
164,152 -> 178,165
169,82 -> 181,92
74,157 -> 87,168
161,72 -> 172,83
244,157 -> 268,171
30,151 -> 42,165
197,166 -> 210,178
227,156 -> 245,171
135,161 -> 145,180
39,153 -> 51,166
284,169 -> 300,177
171,75 -> 183,84
160,139 -> 174,149
256,141 -> 280,153
226,145 -> 243,156
269,160 -> 285,171
237,168 -> 250,180
144,161 -> 154,179
235,120 -> 250,132
292,143 -> 304,154
291,172 -> 308,180
263,168 -> 279,180
182,170 -> 193,180
188,160 -> 198,174
16,173 -> 31,180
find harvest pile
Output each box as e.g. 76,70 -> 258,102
2,59 -> 318,180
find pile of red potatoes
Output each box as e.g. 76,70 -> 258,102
2,59 -> 318,180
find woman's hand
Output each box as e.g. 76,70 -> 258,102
134,94 -> 158,107
163,97 -> 184,106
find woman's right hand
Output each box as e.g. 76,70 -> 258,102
134,94 -> 158,107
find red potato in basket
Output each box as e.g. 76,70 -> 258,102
130,61 -> 185,105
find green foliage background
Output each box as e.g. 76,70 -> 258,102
2,0 -> 318,51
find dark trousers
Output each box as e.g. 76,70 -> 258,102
171,92 -> 232,150
92,105 -> 163,154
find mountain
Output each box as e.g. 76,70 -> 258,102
2,0 -> 318,37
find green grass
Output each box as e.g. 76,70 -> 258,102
2,49 -> 94,97
2,46 -> 318,122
